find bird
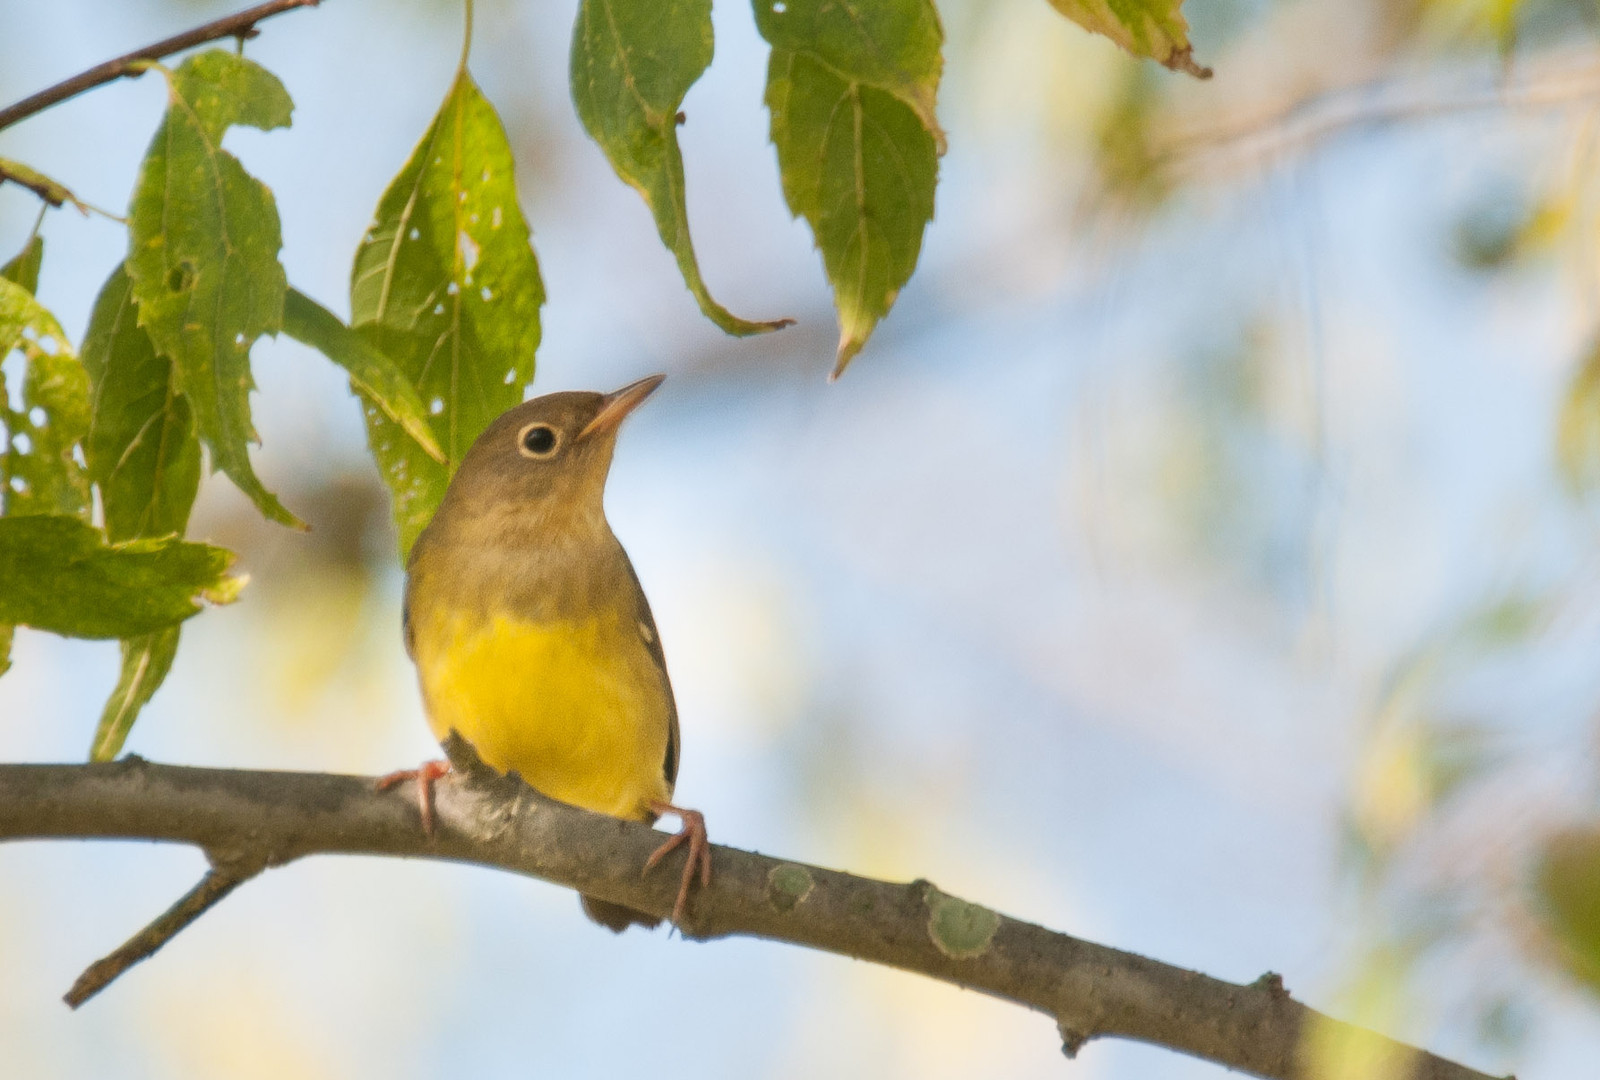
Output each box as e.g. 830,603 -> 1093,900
377,374 -> 710,930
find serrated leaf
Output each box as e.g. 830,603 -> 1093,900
81,264 -> 200,761
350,68 -> 544,555
753,0 -> 945,150
763,45 -> 937,375
126,50 -> 298,528
573,0 -> 791,336
0,514 -> 241,638
89,627 -> 180,761
82,263 -> 202,542
0,277 -> 91,518
2,235 -> 43,292
1044,0 -> 1210,77
1536,828 -> 1600,994
280,288 -> 444,464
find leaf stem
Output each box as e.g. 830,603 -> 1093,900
459,0 -> 475,73
0,0 -> 321,133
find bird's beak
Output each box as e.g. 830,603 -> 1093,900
579,374 -> 666,441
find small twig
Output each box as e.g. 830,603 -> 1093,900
0,0 -> 321,133
63,854 -> 262,1008
0,158 -> 88,213
0,157 -> 123,222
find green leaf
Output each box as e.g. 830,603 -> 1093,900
1536,828 -> 1600,995
0,277 -> 91,518
125,50 -> 298,528
89,627 -> 180,761
2,235 -> 43,293
82,263 -> 202,542
280,288 -> 445,465
0,624 -> 11,678
753,0 -> 945,150
350,68 -> 545,555
762,39 -> 938,375
166,48 -> 294,143
0,514 -> 241,638
573,0 -> 791,337
1043,0 -> 1211,77
81,264 -> 201,761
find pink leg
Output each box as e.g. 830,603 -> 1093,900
644,801 -> 712,926
375,759 -> 452,836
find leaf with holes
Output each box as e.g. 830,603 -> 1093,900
126,50 -> 298,528
573,0 -> 790,336
2,235 -> 43,292
280,288 -> 444,465
758,0 -> 941,376
0,277 -> 91,519
0,514 -> 241,639
80,264 -> 203,760
350,68 -> 545,555
1043,0 -> 1210,77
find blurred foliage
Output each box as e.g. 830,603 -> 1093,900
1536,828 -> 1600,994
1558,338 -> 1600,494
1300,946 -> 1420,1080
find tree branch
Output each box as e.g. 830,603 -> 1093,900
63,857 -> 259,1008
0,756 -> 1505,1080
0,0 -> 321,134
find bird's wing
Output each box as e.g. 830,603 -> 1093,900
622,556 -> 679,790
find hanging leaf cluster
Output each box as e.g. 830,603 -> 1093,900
0,0 -> 1206,756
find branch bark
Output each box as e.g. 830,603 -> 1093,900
0,0 -> 321,133
0,757 -> 1506,1080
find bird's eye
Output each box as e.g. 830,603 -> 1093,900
518,423 -> 559,458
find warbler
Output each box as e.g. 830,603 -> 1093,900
378,375 -> 710,930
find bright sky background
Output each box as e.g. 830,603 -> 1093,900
4,0 -> 1600,1077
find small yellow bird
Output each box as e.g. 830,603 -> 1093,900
378,375 -> 710,930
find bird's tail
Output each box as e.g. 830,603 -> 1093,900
581,894 -> 663,933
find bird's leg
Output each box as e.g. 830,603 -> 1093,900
644,801 -> 712,926
375,759 -> 452,836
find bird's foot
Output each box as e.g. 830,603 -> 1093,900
644,801 -> 712,927
376,759 -> 452,836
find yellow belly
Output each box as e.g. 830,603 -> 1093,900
413,610 -> 672,820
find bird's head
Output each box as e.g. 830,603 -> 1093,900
427,374 -> 665,544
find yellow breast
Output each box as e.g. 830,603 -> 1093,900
412,608 -> 673,821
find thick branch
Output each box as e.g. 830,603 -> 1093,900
0,0 -> 321,133
0,759 -> 1503,1080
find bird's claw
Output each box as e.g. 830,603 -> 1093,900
376,759 -> 452,836
645,802 -> 711,927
